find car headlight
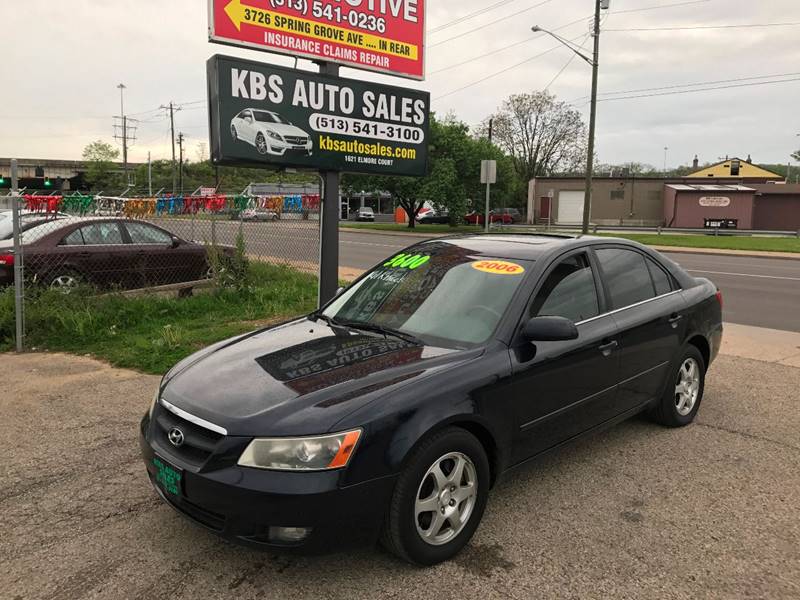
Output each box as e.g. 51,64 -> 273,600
238,429 -> 361,471
266,130 -> 283,141
148,388 -> 160,420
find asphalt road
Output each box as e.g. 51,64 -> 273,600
3,335 -> 799,599
334,230 -> 800,333
149,219 -> 800,333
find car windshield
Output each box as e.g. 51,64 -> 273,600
322,242 -> 532,348
253,111 -> 287,124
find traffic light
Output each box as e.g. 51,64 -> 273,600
44,178 -> 52,187
0,175 -> 5,185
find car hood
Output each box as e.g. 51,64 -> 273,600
160,318 -> 479,436
257,122 -> 309,138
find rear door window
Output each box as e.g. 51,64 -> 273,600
646,257 -> 673,296
595,248 -> 656,309
79,222 -> 124,245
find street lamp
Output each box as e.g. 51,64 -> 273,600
532,0 -> 608,234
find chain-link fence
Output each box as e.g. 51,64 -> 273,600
1,183 -> 322,349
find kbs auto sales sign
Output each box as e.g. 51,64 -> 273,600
209,0 -> 425,80
207,55 -> 430,176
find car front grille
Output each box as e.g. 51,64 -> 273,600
153,404 -> 224,468
285,136 -> 308,145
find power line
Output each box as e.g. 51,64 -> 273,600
568,71 -> 800,103
429,0 -> 556,48
611,0 -> 712,15
428,0 -> 525,34
544,34 -> 592,91
430,15 -> 589,75
429,0 -> 712,75
589,76 -> 800,104
433,35 -> 587,101
605,21 -> 800,32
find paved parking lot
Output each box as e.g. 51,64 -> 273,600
3,324 -> 799,599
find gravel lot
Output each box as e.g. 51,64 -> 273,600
3,334 -> 799,599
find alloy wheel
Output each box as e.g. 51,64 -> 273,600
675,357 -> 700,416
255,133 -> 269,154
50,274 -> 78,294
414,452 -> 478,546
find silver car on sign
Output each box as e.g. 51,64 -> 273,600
230,109 -> 313,157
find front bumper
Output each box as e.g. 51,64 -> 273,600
139,415 -> 395,553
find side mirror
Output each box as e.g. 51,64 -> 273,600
522,316 -> 578,342
170,236 -> 180,249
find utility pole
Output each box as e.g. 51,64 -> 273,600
178,133 -> 185,194
663,146 -> 669,175
488,118 -> 493,144
118,84 -> 127,180
114,83 -> 136,186
532,1 -> 607,234
581,0 -> 602,235
161,102 -> 180,194
147,151 -> 152,196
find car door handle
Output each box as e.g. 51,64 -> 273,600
598,340 -> 618,356
668,313 -> 683,328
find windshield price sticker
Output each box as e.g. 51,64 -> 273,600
471,260 -> 525,275
383,253 -> 430,269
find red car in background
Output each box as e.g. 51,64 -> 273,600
464,211 -> 514,225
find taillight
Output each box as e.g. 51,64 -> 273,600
0,254 -> 13,266
715,290 -> 723,309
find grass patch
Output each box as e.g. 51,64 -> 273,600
0,263 -> 318,374
341,222 -> 800,253
341,222 -> 483,234
596,233 -> 800,253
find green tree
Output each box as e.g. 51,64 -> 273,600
791,149 -> 800,162
82,140 -> 120,191
343,114 -> 523,228
482,91 -> 587,182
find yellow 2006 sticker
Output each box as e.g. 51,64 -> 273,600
471,260 -> 525,275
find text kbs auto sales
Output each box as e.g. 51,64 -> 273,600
232,67 -> 427,145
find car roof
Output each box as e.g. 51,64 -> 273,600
413,233 -> 633,260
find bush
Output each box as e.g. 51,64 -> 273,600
0,263 -> 318,373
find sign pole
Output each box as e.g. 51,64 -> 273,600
317,62 -> 340,308
484,181 -> 490,234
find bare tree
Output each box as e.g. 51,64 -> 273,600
483,92 -> 587,182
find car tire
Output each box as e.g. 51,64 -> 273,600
255,133 -> 269,155
381,427 -> 490,566
650,345 -> 706,427
48,269 -> 83,294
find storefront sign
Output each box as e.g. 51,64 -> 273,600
208,0 -> 425,80
699,196 -> 731,207
207,54 -> 430,176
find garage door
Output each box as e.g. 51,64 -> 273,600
557,191 -> 585,224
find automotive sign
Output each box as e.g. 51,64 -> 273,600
207,54 -> 430,176
208,0 -> 425,80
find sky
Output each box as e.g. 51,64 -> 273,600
2,0 -> 799,169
